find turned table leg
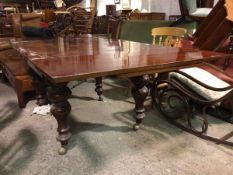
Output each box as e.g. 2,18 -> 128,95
130,75 -> 150,130
32,73 -> 48,106
95,77 -> 103,101
47,83 -> 72,155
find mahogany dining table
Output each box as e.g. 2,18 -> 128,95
11,35 -> 232,154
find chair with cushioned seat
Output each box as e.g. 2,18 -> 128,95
156,70 -> 233,140
173,0 -> 214,26
155,0 -> 233,146
155,61 -> 233,146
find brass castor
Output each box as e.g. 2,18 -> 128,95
133,124 -> 140,131
58,146 -> 67,155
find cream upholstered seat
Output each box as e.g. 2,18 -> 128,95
189,8 -> 212,17
169,67 -> 231,101
178,0 -> 213,22
184,0 -> 212,16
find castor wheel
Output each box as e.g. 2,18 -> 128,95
58,146 -> 67,155
98,96 -> 103,101
133,124 -> 140,131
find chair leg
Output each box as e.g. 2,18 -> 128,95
156,78 -> 233,147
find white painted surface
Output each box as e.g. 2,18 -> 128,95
95,0 -> 219,18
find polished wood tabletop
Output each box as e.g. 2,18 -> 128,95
11,35 -> 231,83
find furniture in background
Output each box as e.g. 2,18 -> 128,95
92,15 -> 109,34
0,15 -> 13,37
0,12 -> 52,108
106,4 -> 116,16
129,12 -> 165,20
169,15 -> 182,21
116,20 -> 173,43
174,0 -> 214,25
12,12 -> 43,38
107,17 -> 121,39
0,3 -> 18,37
37,0 -> 55,9
138,0 -> 180,20
151,27 -> 187,46
1,3 -> 21,14
0,1 -> 37,13
155,0 -> 233,147
197,0 -> 215,7
156,44 -> 233,147
50,5 -> 95,36
193,0 -> 232,50
42,9 -> 56,23
0,40 -> 34,108
118,9 -> 132,19
150,26 -> 188,106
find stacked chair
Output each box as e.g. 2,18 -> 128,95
177,0 -> 214,23
50,5 -> 95,36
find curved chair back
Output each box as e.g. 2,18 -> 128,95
151,27 -> 187,47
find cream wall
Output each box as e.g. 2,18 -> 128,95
91,0 -> 219,18
96,0 -> 180,18
141,0 -> 180,18
97,0 -> 121,16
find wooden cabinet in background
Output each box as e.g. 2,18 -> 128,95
106,5 -> 116,16
129,12 -> 165,20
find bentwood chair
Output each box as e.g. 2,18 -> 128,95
155,32 -> 233,147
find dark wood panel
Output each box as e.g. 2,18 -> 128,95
129,12 -> 165,20
194,0 -> 233,51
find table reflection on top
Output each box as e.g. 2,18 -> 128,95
12,35 -> 230,83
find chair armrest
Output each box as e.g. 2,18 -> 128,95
168,67 -> 233,104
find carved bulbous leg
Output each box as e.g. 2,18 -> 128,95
47,83 -> 72,155
95,77 -> 103,101
130,75 -> 150,130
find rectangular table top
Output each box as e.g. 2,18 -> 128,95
11,35 -> 232,83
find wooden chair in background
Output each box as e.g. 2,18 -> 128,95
50,5 -> 96,36
150,27 -> 187,105
151,27 -> 187,46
